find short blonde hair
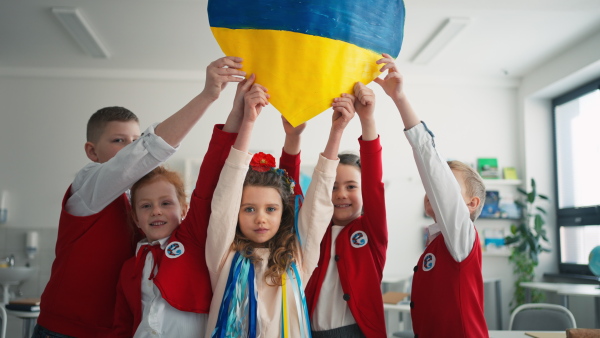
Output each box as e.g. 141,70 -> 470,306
448,161 -> 486,221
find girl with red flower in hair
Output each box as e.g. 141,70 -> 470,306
205,82 -> 355,338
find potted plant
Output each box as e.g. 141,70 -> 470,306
504,178 -> 551,310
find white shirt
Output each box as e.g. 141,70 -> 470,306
66,123 -> 176,216
405,122 -> 476,262
311,225 -> 356,331
134,237 -> 207,338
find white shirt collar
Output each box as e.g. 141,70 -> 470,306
136,235 -> 171,254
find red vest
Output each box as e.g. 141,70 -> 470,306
305,137 -> 387,338
411,232 -> 489,337
38,189 -> 139,338
112,193 -> 214,336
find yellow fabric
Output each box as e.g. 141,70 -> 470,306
281,272 -> 289,337
211,27 -> 381,127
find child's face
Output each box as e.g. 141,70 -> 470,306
238,185 -> 283,244
87,120 -> 140,163
332,164 -> 363,226
132,178 -> 184,242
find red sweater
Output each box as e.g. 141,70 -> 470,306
411,232 -> 488,337
305,136 -> 387,338
38,189 -> 139,337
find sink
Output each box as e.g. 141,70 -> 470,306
0,266 -> 36,304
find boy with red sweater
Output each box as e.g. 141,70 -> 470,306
376,53 -> 489,337
34,57 -> 245,338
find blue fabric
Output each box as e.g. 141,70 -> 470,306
208,0 -> 405,56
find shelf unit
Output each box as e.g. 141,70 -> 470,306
483,179 -> 522,186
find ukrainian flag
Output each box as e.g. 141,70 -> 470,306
208,0 -> 405,126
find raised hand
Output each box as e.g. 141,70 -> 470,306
353,82 -> 375,120
373,53 -> 404,101
243,83 -> 270,123
201,56 -> 246,102
331,93 -> 356,132
223,73 -> 256,133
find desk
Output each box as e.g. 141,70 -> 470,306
488,331 -> 564,338
520,282 -> 600,328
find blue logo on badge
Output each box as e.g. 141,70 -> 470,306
423,253 -> 435,271
350,231 -> 368,248
165,241 -> 185,258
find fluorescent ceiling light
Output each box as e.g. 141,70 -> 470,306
412,17 -> 470,65
52,7 -> 110,58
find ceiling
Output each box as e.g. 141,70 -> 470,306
1,0 -> 600,81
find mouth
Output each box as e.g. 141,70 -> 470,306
334,204 -> 351,208
254,228 -> 269,234
150,221 -> 167,227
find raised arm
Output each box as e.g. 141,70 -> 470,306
155,56 -> 246,147
376,55 -> 475,262
353,82 -> 387,271
300,94 -> 355,275
280,117 -> 306,196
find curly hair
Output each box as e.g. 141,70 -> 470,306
232,168 -> 298,286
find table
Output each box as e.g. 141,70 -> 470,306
520,282 -> 600,328
488,331 -> 564,338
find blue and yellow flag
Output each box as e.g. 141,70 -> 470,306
208,0 -> 405,126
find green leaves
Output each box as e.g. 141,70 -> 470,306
504,177 -> 551,310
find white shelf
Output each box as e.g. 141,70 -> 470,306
483,179 -> 522,186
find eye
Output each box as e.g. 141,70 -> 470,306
112,138 -> 125,143
140,203 -> 151,209
332,185 -> 338,191
162,201 -> 173,206
267,206 -> 277,212
243,207 -> 255,213
348,185 -> 357,190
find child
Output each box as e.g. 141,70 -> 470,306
306,82 -> 388,338
34,56 -> 246,338
376,53 -> 488,337
112,75 -> 305,337
205,83 -> 355,337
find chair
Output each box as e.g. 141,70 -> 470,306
508,303 -> 577,331
0,305 -> 7,338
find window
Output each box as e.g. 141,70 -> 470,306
552,78 -> 600,276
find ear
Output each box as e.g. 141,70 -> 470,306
181,205 -> 189,220
84,142 -> 99,162
466,195 -> 481,214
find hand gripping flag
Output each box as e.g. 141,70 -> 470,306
208,0 -> 405,126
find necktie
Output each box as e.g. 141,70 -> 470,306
135,243 -> 163,280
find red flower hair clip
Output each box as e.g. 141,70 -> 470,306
250,152 -> 276,172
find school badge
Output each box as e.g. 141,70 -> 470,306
165,241 -> 185,258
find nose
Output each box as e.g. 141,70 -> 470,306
151,205 -> 162,216
255,211 -> 266,224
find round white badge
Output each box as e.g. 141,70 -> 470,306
350,230 -> 368,248
422,253 -> 436,271
165,241 -> 185,258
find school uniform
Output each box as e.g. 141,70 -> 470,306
37,124 -> 176,338
205,147 -> 338,338
306,136 -> 388,338
405,122 -> 488,338
113,124 -> 236,337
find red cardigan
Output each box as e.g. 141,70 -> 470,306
38,190 -> 139,338
113,125 -> 302,336
305,136 -> 388,338
411,232 -> 488,337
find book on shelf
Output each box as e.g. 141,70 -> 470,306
477,158 -> 499,179
503,167 -> 519,180
480,190 -> 501,218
